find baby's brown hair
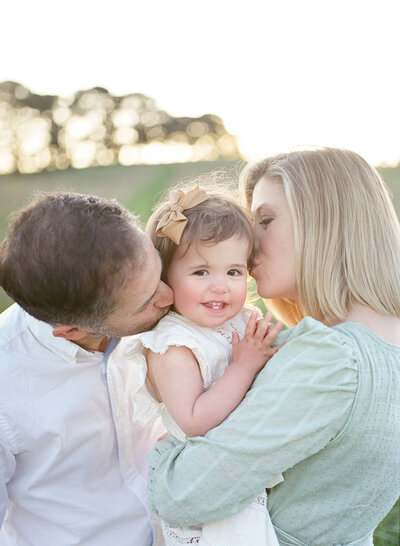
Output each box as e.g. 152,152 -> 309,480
146,175 -> 254,283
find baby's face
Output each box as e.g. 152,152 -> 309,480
166,236 -> 250,328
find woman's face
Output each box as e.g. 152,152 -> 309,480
250,176 -> 297,300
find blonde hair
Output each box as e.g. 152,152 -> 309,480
147,173 -> 254,282
240,147 -> 400,326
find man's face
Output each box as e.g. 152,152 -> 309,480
99,235 -> 174,337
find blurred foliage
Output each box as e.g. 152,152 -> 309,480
374,498 -> 399,545
0,81 -> 240,175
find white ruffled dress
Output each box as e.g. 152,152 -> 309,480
126,309 -> 281,546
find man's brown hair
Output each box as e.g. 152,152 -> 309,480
0,192 -> 145,327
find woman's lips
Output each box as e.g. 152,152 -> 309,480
249,262 -> 260,277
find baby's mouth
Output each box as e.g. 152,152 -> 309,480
203,301 -> 226,310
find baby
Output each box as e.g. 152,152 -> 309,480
127,184 -> 283,545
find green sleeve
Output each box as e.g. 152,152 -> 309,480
148,318 -> 358,527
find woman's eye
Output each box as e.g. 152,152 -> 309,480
193,270 -> 208,276
259,217 -> 273,228
227,269 -> 241,277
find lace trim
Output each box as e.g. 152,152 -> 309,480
163,494 -> 268,543
164,529 -> 200,543
255,493 -> 267,507
215,322 -> 240,345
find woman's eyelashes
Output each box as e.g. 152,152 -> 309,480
259,217 -> 273,229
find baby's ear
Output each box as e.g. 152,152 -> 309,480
52,324 -> 88,341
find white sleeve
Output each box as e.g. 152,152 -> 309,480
0,425 -> 16,525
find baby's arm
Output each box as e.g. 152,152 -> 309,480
147,311 -> 282,437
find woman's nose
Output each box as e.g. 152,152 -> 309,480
248,245 -> 260,270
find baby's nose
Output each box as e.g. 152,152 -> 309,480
210,281 -> 228,293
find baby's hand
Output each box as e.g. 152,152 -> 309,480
231,311 -> 283,374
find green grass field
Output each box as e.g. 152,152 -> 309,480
0,160 -> 399,543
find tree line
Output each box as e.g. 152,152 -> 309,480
0,81 -> 239,175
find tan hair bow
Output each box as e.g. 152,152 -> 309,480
156,186 -> 209,244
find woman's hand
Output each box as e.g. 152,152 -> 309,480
231,311 -> 283,374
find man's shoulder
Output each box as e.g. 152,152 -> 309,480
0,304 -> 52,367
0,303 -> 27,348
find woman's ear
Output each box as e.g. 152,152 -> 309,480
52,325 -> 88,341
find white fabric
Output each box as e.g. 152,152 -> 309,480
127,309 -> 281,546
162,493 -> 278,546
129,310 -> 252,441
0,304 -> 165,546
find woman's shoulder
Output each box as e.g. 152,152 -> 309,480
275,316 -> 344,346
333,320 -> 400,352
278,316 -> 400,357
247,317 -> 359,421
269,316 -> 358,382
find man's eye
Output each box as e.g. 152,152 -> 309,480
227,269 -> 241,277
193,270 -> 208,276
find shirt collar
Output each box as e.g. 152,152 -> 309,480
24,308 -> 96,363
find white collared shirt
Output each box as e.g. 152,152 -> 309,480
0,304 -> 165,546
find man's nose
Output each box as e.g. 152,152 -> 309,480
154,281 -> 174,308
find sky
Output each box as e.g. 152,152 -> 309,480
2,0 -> 400,166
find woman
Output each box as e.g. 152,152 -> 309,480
148,147 -> 400,545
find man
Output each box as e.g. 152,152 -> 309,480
0,192 -> 173,545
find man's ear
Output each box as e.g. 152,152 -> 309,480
52,325 -> 89,341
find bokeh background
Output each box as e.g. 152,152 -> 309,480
0,1 -> 399,541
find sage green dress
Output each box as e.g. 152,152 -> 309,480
148,318 -> 400,545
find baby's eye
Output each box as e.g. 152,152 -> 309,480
227,269 -> 242,277
259,217 -> 273,229
193,270 -> 208,276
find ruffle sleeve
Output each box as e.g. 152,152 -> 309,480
124,327 -> 214,433
123,336 -> 161,428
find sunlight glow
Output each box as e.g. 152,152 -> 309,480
1,0 -> 400,169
